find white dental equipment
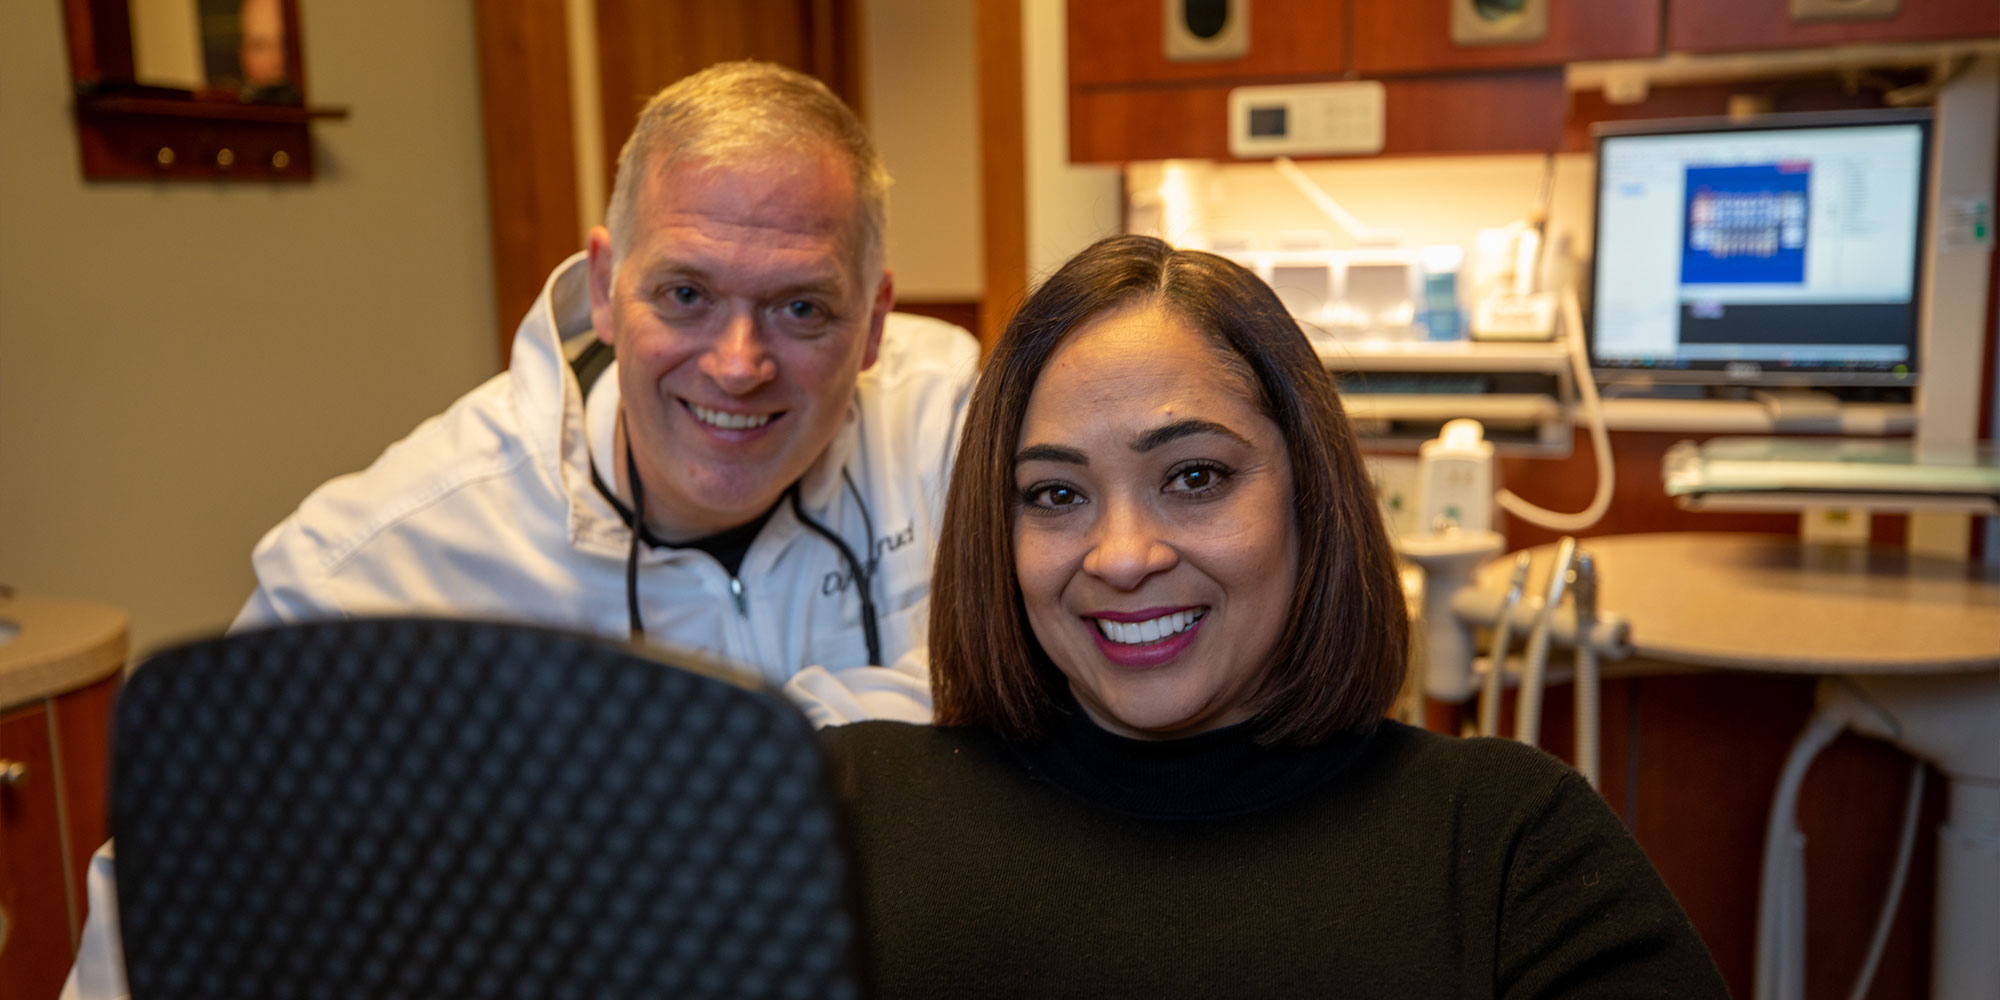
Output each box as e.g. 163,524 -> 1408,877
1757,672 -> 2000,1000
1511,537 -> 1574,750
1401,532 -> 1628,788
1475,553 -> 1531,739
1470,155 -> 1559,341
1569,553 -> 1601,789
1416,418 -> 1494,535
1496,283 -> 1616,535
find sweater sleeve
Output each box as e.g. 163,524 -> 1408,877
1497,772 -> 1729,1000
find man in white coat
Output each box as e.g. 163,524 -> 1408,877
63,60 -> 979,998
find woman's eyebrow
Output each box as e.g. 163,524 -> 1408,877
1130,418 -> 1250,453
1015,443 -> 1087,466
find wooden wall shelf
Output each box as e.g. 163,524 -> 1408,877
72,93 -> 347,182
59,0 -> 345,182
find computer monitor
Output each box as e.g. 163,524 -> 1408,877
1589,109 -> 1931,391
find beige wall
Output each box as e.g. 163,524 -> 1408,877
1023,0 -> 1123,285
864,0 -> 983,300
0,2 -> 498,654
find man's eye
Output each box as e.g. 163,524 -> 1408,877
653,284 -> 703,309
784,299 -> 826,321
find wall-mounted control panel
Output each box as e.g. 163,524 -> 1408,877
1227,81 -> 1386,159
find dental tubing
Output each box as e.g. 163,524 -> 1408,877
1496,284 -> 1614,534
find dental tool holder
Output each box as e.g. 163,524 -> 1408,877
1399,532 -> 1631,703
1400,533 -> 1631,788
1450,591 -> 1632,681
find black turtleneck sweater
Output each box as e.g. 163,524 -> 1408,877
824,706 -> 1726,999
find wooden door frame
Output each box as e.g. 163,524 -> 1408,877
472,1 -> 582,365
976,0 -> 1027,354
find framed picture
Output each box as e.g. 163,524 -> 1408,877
199,0 -> 300,102
62,0 -> 338,180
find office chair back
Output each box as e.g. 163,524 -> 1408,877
111,618 -> 860,999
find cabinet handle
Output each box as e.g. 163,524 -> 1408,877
0,759 -> 26,787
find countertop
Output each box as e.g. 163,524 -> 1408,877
1478,532 -> 2000,675
0,593 -> 128,711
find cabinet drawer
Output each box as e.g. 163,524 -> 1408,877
1069,0 -> 1347,88
1353,0 -> 1664,74
1668,0 -> 2000,53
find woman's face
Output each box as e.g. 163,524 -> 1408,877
1012,302 -> 1299,740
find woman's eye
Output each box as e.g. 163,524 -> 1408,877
1166,463 -> 1229,495
1022,483 -> 1085,510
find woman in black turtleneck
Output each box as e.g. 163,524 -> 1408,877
824,235 -> 1727,999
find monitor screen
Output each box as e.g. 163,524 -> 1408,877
1590,110 -> 1930,388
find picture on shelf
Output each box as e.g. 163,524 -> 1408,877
199,0 -> 299,103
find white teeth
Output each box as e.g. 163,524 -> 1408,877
1094,610 -> 1204,646
688,403 -> 773,430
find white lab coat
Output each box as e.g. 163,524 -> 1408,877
61,253 -> 979,998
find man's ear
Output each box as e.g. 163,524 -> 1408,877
861,270 -> 894,371
586,226 -> 617,346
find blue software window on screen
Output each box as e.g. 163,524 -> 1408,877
1680,163 -> 1810,286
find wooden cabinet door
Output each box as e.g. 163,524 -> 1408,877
0,704 -> 72,1000
1068,0 -> 1346,88
1668,0 -> 2000,53
1351,0 -> 1664,74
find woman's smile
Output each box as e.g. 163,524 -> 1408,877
1087,607 -> 1208,667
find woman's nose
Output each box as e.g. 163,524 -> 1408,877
1082,501 -> 1178,591
699,313 -> 777,394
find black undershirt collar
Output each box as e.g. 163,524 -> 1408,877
1007,686 -> 1375,822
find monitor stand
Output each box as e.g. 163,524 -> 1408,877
1748,388 -> 1843,423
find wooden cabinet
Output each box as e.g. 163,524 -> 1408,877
0,597 -> 124,1000
1351,0 -> 1663,75
0,679 -> 117,1000
1668,0 -> 2000,54
1066,0 -> 1576,162
1,703 -> 70,997
1067,0 -> 1352,165
1068,0 -> 1345,87
1064,0 -> 1996,165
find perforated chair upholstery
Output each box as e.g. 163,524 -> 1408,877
111,618 -> 860,999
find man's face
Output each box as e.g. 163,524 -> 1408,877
586,149 -> 890,540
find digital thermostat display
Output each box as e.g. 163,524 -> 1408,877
1227,81 -> 1385,158
1248,106 -> 1288,138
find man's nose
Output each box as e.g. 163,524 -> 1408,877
699,312 -> 777,394
1081,499 -> 1178,591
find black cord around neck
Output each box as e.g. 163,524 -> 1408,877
788,481 -> 882,666
590,352 -> 882,662
622,425 -> 646,640
616,425 -> 881,663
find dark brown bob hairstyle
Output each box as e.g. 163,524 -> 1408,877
930,234 -> 1408,747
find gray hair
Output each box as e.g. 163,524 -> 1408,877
604,61 -> 890,277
